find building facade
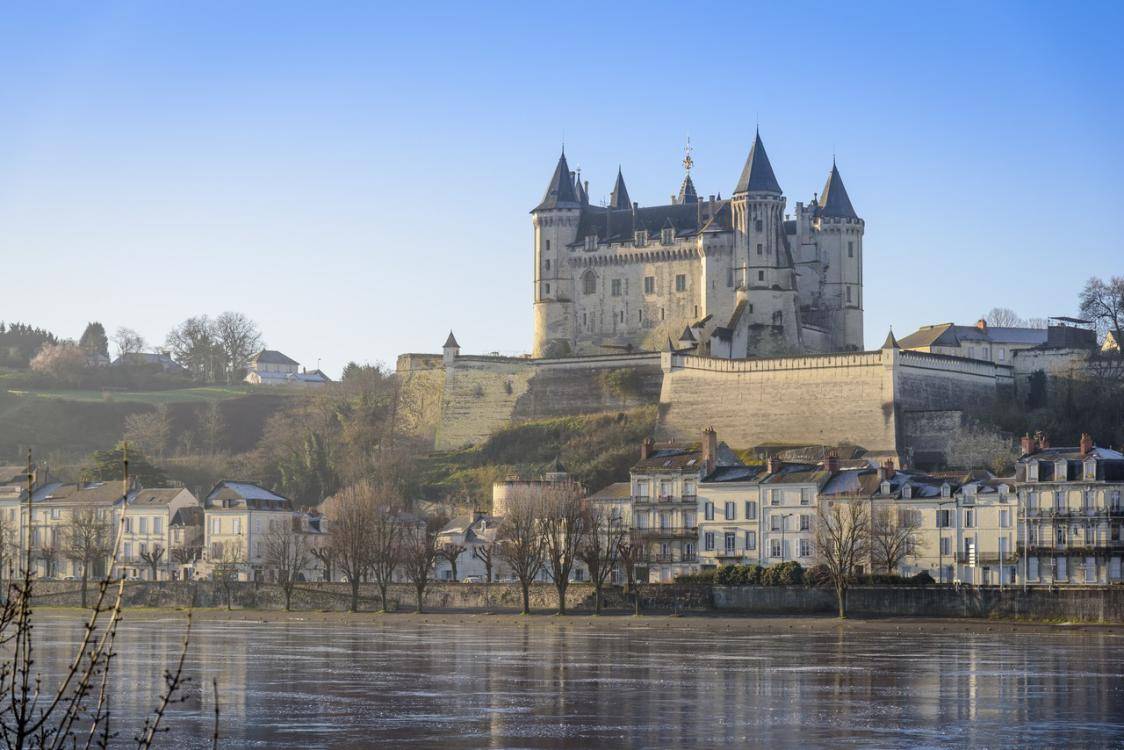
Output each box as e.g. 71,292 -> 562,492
532,134 -> 864,358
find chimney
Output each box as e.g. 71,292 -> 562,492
976,318 -> 987,330
1020,433 -> 1036,456
824,450 -> 840,474
701,427 -> 718,475
1080,433 -> 1094,456
1036,431 -> 1051,450
640,437 -> 654,461
768,456 -> 783,475
881,459 -> 895,480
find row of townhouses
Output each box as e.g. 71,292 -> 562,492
0,474 -> 324,583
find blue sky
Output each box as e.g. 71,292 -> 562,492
1,1 -> 1121,375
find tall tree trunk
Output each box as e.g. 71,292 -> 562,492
378,581 -> 389,612
415,584 -> 424,614
593,583 -> 603,614
80,568 -> 88,609
450,560 -> 458,582
520,580 -> 530,615
350,578 -> 360,613
556,579 -> 568,615
836,583 -> 846,619
284,586 -> 292,612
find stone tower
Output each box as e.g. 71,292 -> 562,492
815,160 -> 864,350
729,132 -> 802,353
531,151 -> 582,357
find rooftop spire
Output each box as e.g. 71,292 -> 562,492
677,173 -> 698,204
818,161 -> 858,219
734,131 -> 782,195
609,167 -> 631,210
533,151 -> 579,212
881,328 -> 899,350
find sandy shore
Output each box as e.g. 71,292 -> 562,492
32,606 -> 1124,635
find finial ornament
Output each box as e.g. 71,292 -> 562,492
683,136 -> 693,172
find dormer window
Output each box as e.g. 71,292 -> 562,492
634,230 -> 647,246
584,235 -> 596,251
998,485 -> 1010,503
941,484 -> 951,499
1084,459 -> 1097,481
1056,460 -> 1068,481
661,227 -> 674,245
880,481 -> 891,495
1028,462 -> 1039,482
962,485 -> 976,504
902,485 -> 912,500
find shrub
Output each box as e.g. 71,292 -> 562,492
676,570 -> 717,584
910,570 -> 935,586
761,561 -> 804,586
804,564 -> 832,587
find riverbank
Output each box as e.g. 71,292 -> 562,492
33,606 -> 1124,635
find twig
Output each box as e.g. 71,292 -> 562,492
211,677 -> 220,750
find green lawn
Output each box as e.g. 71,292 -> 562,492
4,385 -> 260,405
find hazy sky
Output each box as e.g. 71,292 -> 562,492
1,1 -> 1121,376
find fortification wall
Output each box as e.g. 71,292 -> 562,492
397,352 -> 663,451
658,351 -> 898,451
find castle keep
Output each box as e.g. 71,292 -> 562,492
532,133 -> 864,358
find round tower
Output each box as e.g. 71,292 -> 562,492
815,160 -> 864,350
531,151 -> 581,358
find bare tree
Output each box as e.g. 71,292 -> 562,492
870,506 -> 920,575
578,506 -> 627,615
199,402 -> 227,455
400,514 -> 446,613
815,499 -> 871,618
496,489 -> 545,615
166,315 -> 219,381
29,342 -> 87,385
983,307 -> 1026,328
1079,275 -> 1124,345
63,507 -> 113,607
124,405 -> 172,460
324,483 -> 376,613
262,518 -> 311,611
540,481 -> 587,615
367,505 -> 402,612
171,543 -> 201,576
474,537 -> 498,583
310,543 -> 336,582
113,326 -> 147,361
616,533 -> 644,595
436,540 -> 465,582
212,540 -> 243,610
139,544 -> 166,582
213,311 -> 263,383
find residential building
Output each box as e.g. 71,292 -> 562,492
1015,433 -> 1124,586
202,481 -> 297,581
120,488 -> 200,580
897,318 -> 1096,365
697,465 -> 764,567
114,351 -> 187,373
244,350 -> 300,385
435,511 -> 506,582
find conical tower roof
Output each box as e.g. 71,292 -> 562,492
609,167 -> 631,210
533,151 -> 579,211
677,173 -> 698,204
818,162 -> 858,219
734,131 -> 782,195
574,174 -> 588,205
444,331 -> 460,349
881,329 -> 899,350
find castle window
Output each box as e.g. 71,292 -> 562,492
757,243 -> 763,256
582,271 -> 597,295
660,308 -> 665,321
748,304 -> 753,313
546,240 -> 551,251
544,283 -> 550,295
638,310 -> 644,322
611,279 -> 622,297
634,230 -> 647,246
848,241 -> 854,258
755,219 -> 763,231
544,259 -> 551,271
675,274 -> 686,293
846,286 -> 852,303
661,227 -> 673,245
726,268 -> 733,288
644,276 -> 655,295
758,271 -> 765,282
619,311 -> 624,322
584,235 -> 596,251
582,313 -> 587,327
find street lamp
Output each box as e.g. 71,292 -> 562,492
779,513 -> 793,562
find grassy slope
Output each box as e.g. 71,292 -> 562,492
4,384 -> 257,404
414,407 -> 658,505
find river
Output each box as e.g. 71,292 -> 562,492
21,613 -> 1124,748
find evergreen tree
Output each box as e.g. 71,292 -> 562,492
85,443 -> 168,487
78,322 -> 109,357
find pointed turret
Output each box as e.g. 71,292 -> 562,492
818,161 -> 858,219
677,174 -> 698,204
443,331 -> 460,349
734,131 -> 782,195
609,167 -> 631,210
881,329 -> 900,350
534,151 -> 579,211
574,174 -> 588,205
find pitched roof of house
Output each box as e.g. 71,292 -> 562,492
897,323 -> 1049,350
205,480 -> 292,510
587,482 -> 632,501
171,506 -> 203,526
817,162 -> 858,219
128,488 -> 191,507
251,349 -> 299,366
734,132 -> 782,195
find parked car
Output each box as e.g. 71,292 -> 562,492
462,576 -> 484,584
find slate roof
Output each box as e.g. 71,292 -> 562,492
587,482 -> 632,501
609,168 -> 631,210
171,506 -> 203,527
205,480 -> 292,510
817,163 -> 858,219
443,331 -> 460,349
534,151 -> 580,211
251,349 -> 299,366
734,132 -> 782,195
882,330 -> 900,349
573,202 -> 706,245
633,443 -> 741,473
677,174 -> 698,204
128,488 -> 189,506
897,323 -> 1049,350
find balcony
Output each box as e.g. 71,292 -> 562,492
650,554 -> 698,564
636,527 -> 697,540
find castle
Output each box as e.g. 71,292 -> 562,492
532,133 -> 864,358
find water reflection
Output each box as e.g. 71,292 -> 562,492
23,615 -> 1124,748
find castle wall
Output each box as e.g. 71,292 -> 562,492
658,351 -> 898,452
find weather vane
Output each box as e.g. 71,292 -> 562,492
683,136 -> 693,172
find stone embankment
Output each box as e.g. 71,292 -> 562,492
26,581 -> 1124,622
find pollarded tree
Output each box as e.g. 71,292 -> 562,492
400,514 -> 446,613
436,540 -> 466,582
139,544 -> 166,582
262,518 -> 311,611
815,498 -> 871,619
577,505 -> 627,614
496,488 -> 546,615
870,506 -> 921,575
64,506 -> 113,607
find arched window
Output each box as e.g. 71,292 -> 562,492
582,271 -> 597,295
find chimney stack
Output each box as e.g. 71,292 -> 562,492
768,456 -> 784,475
702,427 -> 718,475
1036,431 -> 1051,450
881,459 -> 895,480
1020,433 -> 1036,456
1080,433 -> 1094,456
640,437 -> 654,461
824,450 -> 840,474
